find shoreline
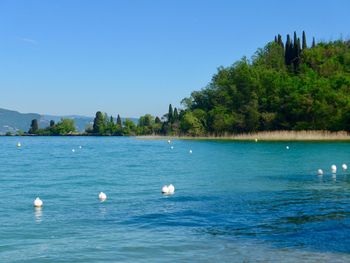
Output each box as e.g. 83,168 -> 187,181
3,130 -> 350,141
136,130 -> 350,141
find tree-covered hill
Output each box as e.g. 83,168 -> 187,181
175,32 -> 350,135
14,31 -> 350,137
82,32 -> 350,137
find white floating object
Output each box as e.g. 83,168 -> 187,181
189,150 -> 192,154
170,146 -> 174,149
17,142 -> 21,147
99,192 -> 107,202
79,146 -> 82,149
331,165 -> 337,174
255,138 -> 258,142
286,146 -> 289,150
342,164 -> 347,171
34,197 -> 43,208
161,185 -> 169,194
317,169 -> 323,176
168,184 -> 175,194
167,140 -> 171,144
72,149 -> 75,153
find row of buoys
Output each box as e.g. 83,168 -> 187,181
72,146 -> 83,152
17,142 -> 83,152
33,185 -> 176,208
317,164 -> 348,176
254,139 -> 290,150
34,192 -> 108,208
170,146 -> 192,154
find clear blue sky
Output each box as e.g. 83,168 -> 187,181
0,0 -> 349,117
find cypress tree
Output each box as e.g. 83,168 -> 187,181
294,37 -> 301,58
277,34 -> 284,52
302,31 -> 307,49
312,37 -> 316,48
29,119 -> 39,134
293,37 -> 301,71
93,111 -> 105,134
292,31 -> 298,62
168,104 -> 173,123
274,36 -> 277,43
117,114 -> 122,127
173,107 -> 179,122
155,116 -> 161,124
285,34 -> 292,65
293,31 -> 297,47
50,120 -> 55,127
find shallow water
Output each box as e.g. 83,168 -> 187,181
1,137 -> 350,262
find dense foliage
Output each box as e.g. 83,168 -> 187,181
26,32 -> 350,136
28,118 -> 76,135
175,32 -> 350,135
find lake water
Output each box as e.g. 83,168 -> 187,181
1,137 -> 350,262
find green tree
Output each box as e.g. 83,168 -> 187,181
312,37 -> 316,48
168,104 -> 173,123
123,119 -> 136,135
106,116 -> 116,135
51,119 -> 76,135
117,114 -> 122,127
180,112 -> 204,136
92,111 -> 105,134
173,107 -> 179,122
29,119 -> 39,134
302,31 -> 307,49
285,34 -> 292,65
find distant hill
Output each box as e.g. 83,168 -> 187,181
0,108 -> 138,134
0,108 -> 40,134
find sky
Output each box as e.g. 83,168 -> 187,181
0,0 -> 349,117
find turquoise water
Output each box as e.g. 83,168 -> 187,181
1,137 -> 350,262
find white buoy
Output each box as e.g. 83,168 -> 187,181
167,140 -> 171,144
170,146 -> 174,149
168,184 -> 175,194
17,142 -> 21,147
161,185 -> 169,194
34,197 -> 43,208
317,169 -> 323,176
189,150 -> 192,154
255,138 -> 258,142
342,164 -> 347,171
79,146 -> 82,149
286,146 -> 289,150
72,149 -> 75,153
99,192 -> 107,202
331,165 -> 337,174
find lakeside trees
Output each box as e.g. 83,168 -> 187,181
173,32 -> 350,135
28,118 -> 76,135
26,32 -> 350,137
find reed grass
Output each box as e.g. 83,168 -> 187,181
137,130 -> 350,141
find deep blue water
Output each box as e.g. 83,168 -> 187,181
1,137 -> 350,262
